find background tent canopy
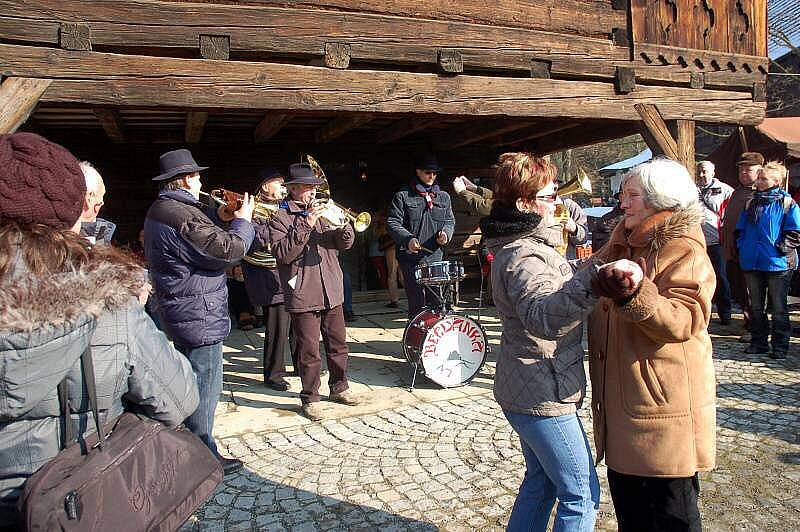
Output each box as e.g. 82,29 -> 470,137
600,149 -> 653,172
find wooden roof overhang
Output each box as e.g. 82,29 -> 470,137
0,0 -> 769,163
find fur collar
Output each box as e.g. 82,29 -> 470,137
602,204 -> 705,260
0,260 -> 145,332
480,205 -> 542,239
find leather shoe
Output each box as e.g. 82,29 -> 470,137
301,402 -> 325,421
770,350 -> 787,359
344,311 -> 358,323
329,389 -> 361,406
220,457 -> 243,475
264,379 -> 289,391
386,301 -> 399,308
744,344 -> 769,354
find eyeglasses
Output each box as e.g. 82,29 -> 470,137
535,193 -> 557,202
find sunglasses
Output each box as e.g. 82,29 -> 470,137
535,193 -> 557,202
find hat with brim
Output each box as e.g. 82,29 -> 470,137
153,148 -> 209,181
259,167 -> 284,183
284,163 -> 324,186
736,151 -> 765,166
415,154 -> 441,172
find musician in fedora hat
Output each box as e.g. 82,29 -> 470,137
144,148 -> 255,474
269,162 -> 361,421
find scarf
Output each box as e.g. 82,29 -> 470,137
479,202 -> 542,239
412,179 -> 440,210
746,186 -> 784,223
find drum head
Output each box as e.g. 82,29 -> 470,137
419,314 -> 487,388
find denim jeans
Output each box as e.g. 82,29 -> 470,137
175,342 -> 223,457
342,270 -> 353,315
744,270 -> 792,353
706,244 -> 732,319
503,411 -> 600,532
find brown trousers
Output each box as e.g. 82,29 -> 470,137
291,305 -> 350,404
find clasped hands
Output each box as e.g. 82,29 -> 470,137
591,258 -> 647,302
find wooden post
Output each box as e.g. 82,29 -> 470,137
185,111 -> 208,143
634,103 -> 679,160
0,77 -> 52,134
676,119 -> 695,177
254,113 -> 292,143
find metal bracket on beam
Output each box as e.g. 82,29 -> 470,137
438,49 -> 463,74
60,22 -> 91,51
614,67 -> 636,94
324,43 -> 352,69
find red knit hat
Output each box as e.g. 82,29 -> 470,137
0,132 -> 86,229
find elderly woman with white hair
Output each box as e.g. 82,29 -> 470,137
588,158 -> 716,531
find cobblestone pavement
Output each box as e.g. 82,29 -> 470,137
184,317 -> 800,531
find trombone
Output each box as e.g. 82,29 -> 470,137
305,155 -> 372,232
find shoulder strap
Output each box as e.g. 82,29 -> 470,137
56,330 -> 104,452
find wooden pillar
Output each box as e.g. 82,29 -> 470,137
0,77 -> 52,134
676,119 -> 696,177
634,103 -> 679,160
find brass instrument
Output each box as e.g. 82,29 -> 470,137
306,155 -> 372,232
554,169 -> 593,256
199,188 -> 283,268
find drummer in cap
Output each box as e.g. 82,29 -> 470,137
143,148 -> 255,474
386,154 -> 456,318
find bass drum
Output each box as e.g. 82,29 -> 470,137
402,310 -> 487,388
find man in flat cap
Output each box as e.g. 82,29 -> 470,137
144,148 -> 255,474
720,151 -> 764,341
269,163 -> 360,421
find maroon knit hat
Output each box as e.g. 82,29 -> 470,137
0,132 -> 86,229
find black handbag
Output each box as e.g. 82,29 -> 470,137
17,340 -> 222,531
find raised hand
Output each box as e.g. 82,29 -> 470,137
234,192 -> 255,222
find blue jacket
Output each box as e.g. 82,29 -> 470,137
144,189 -> 255,347
386,182 -> 455,264
736,189 -> 800,272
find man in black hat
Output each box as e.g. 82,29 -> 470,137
387,155 -> 456,318
269,163 -> 360,421
144,148 -> 255,474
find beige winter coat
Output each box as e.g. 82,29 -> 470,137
588,206 -> 717,478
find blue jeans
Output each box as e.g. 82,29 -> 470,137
176,342 -> 223,457
342,270 -> 353,315
504,411 -> 599,532
744,270 -> 792,353
707,244 -> 732,319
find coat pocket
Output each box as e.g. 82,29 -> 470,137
620,354 -> 690,417
552,349 -> 586,403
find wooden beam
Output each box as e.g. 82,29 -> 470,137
375,117 -> 440,144
59,22 -> 91,51
634,103 -> 679,159
315,115 -> 374,144
92,108 -> 126,143
199,35 -> 229,60
434,120 -> 536,151
494,122 -> 582,147
185,111 -> 208,144
0,45 -> 766,125
675,119 -> 695,177
438,49 -> 463,74
523,120 -> 639,155
614,67 -> 635,94
324,43 -> 351,69
254,113 -> 292,143
530,60 -> 551,79
0,77 -> 52,134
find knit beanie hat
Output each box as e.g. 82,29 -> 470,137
0,132 -> 86,229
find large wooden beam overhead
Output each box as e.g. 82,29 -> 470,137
634,103 -> 679,160
185,111 -> 208,144
254,113 -> 293,143
523,121 -> 640,156
315,116 -> 374,144
375,117 -> 440,144
493,122 -> 581,147
93,108 -> 126,143
0,76 -> 52,134
0,45 -> 766,125
434,120 -> 536,151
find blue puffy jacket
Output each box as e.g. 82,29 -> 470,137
736,189 -> 800,272
144,189 -> 255,347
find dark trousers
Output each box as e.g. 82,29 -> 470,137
608,469 -> 701,532
707,245 -> 732,319
263,303 -> 291,384
399,260 -> 438,318
291,305 -> 349,404
744,269 -> 792,353
726,259 -> 751,328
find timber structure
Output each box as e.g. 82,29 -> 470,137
0,0 -> 769,244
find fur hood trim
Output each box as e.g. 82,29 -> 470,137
0,261 -> 145,332
604,204 -> 705,257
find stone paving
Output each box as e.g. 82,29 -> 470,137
182,300 -> 800,531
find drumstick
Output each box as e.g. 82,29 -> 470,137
420,246 -> 434,253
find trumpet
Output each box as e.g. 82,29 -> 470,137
553,169 -> 592,256
200,189 -> 283,268
305,155 -> 372,232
